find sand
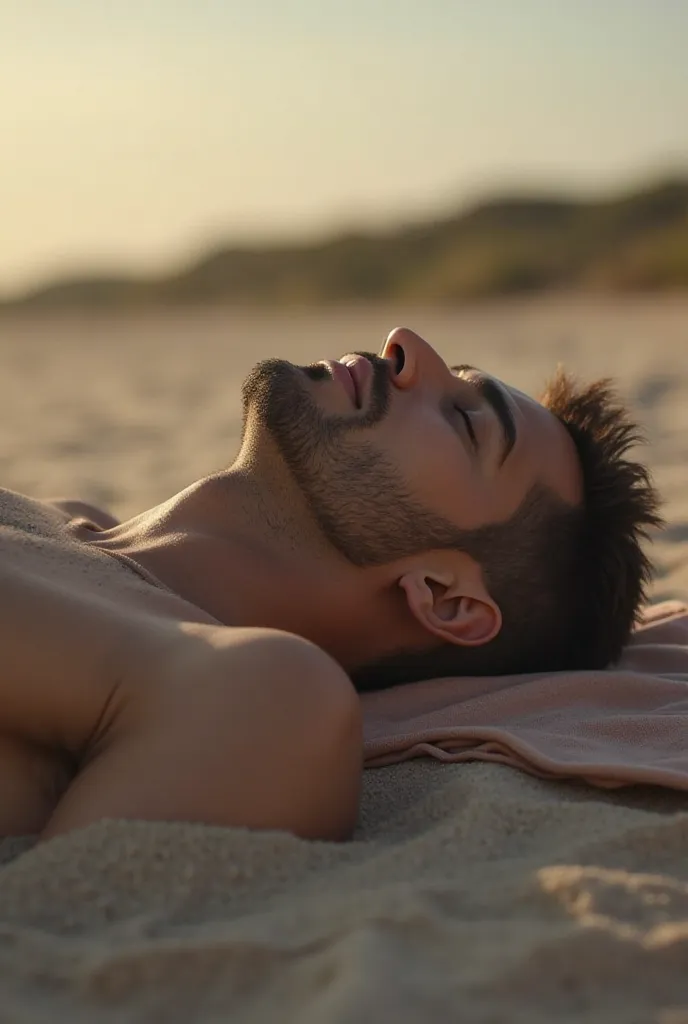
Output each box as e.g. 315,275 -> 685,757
0,296 -> 687,1021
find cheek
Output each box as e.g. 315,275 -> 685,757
378,411 -> 478,524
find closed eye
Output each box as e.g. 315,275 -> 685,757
455,406 -> 478,450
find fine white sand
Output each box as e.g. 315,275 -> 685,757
0,296 -> 687,1021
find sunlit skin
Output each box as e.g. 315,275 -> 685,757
0,327 -> 582,841
349,329 -> 582,528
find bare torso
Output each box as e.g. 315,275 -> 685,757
0,484 -> 362,843
0,487 -> 220,835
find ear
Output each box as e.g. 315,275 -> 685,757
398,566 -> 502,647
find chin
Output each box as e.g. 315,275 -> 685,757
240,358 -> 296,411
239,357 -> 321,458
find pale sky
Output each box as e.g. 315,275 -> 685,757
2,0 -> 687,296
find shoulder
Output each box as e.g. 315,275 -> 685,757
0,537 -> 138,753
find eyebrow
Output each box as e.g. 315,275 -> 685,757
451,364 -> 517,466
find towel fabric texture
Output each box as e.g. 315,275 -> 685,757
363,599 -> 688,791
1,600 -> 688,1022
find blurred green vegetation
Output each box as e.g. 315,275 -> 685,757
4,178 -> 688,311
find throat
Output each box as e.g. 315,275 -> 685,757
63,476 -> 381,673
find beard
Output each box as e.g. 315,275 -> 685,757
240,352 -> 464,567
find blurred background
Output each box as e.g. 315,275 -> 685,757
4,0 -> 688,304
1,0 -> 687,596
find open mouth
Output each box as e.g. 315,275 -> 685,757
339,355 -> 372,409
316,355 -> 372,409
323,360 -> 357,406
340,362 -> 359,406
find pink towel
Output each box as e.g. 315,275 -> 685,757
362,600 -> 688,791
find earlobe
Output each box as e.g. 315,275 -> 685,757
398,569 -> 502,648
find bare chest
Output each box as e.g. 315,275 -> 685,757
0,489 -> 215,754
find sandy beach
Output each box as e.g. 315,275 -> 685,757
1,295 -> 687,1021
2,295 -> 686,597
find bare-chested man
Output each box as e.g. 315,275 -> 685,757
0,327 -> 660,841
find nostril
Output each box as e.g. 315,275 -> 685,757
393,345 -> 405,374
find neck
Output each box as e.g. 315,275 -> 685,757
85,465 -> 399,671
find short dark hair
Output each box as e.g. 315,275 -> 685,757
352,369 -> 663,691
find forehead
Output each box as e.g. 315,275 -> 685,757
505,381 -> 582,506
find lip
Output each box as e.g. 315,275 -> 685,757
322,359 -> 357,406
340,355 -> 372,409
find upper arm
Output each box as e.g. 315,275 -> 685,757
45,498 -> 120,530
41,628 -> 362,842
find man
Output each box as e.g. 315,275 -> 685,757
0,327 -> 661,842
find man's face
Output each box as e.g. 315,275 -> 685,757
240,327 -> 582,566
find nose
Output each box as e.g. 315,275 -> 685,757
379,327 -> 451,391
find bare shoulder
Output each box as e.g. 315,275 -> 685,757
0,486 -> 351,767
0,499 -> 200,774
0,529 -> 167,755
0,528 -> 196,836
0,492 -> 249,758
